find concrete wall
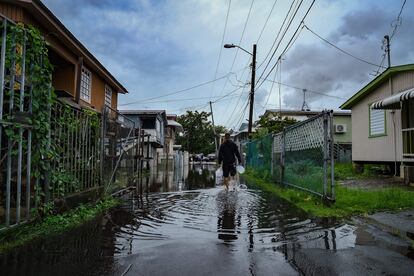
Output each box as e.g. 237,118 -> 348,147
351,71 -> 414,162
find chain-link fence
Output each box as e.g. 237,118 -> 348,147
246,111 -> 335,200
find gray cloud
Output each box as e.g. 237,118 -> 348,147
281,1 -> 414,110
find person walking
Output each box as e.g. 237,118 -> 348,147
218,133 -> 242,190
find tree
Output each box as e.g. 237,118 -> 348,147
253,114 -> 297,138
176,111 -> 227,154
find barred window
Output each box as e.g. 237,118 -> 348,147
80,67 -> 92,103
105,85 -> 112,106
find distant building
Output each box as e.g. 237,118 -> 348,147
341,64 -> 414,181
120,110 -> 167,170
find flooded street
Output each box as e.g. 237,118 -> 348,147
1,165 -> 414,276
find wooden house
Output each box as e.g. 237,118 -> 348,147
0,0 -> 128,112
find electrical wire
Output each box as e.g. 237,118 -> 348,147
373,0 -> 406,76
256,0 -> 278,44
216,0 -> 255,98
210,0 -> 232,100
303,24 -> 385,68
263,78 -> 347,100
119,66 -> 247,106
256,0 -> 316,90
257,0 -> 302,71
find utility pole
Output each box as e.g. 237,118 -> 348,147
209,101 -> 218,153
248,44 -> 257,138
384,35 -> 391,68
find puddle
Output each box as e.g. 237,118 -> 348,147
1,165 -> 413,276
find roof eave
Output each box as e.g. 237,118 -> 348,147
28,0 -> 128,94
340,64 -> 414,109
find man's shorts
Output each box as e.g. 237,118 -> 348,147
222,163 -> 236,177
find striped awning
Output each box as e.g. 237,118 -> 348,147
371,88 -> 414,109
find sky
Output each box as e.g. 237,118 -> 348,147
42,0 -> 414,129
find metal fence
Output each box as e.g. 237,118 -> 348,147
101,106 -> 141,194
246,111 -> 335,200
50,102 -> 101,199
0,15 -> 142,230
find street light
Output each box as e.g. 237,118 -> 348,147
224,44 -> 253,56
224,43 -> 257,138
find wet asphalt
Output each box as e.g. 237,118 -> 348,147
0,165 -> 413,276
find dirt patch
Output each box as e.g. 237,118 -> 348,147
340,176 -> 412,190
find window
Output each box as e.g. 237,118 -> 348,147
80,67 -> 92,103
369,106 -> 386,137
105,85 -> 112,106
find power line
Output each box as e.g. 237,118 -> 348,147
257,0 -> 303,72
217,0 -> 255,98
225,66 -> 251,126
303,24 -> 385,68
256,0 -> 278,43
137,94 -> 242,104
390,0 -> 406,40
264,78 -> 347,100
373,0 -> 406,76
256,0 -> 316,90
210,0 -> 232,100
119,66 -> 247,106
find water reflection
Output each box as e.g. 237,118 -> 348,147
1,166 -> 413,276
216,191 -> 240,242
143,163 -> 216,193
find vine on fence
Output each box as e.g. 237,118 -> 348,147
1,22 -> 101,204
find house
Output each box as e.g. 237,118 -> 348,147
262,109 -> 352,161
120,110 -> 167,170
340,64 -> 414,180
164,114 -> 184,155
0,0 -> 128,112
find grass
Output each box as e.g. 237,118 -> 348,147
244,170 -> 414,218
0,197 -> 120,253
334,162 -> 388,180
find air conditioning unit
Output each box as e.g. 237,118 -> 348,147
335,124 -> 347,133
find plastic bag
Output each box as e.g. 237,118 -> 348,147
236,165 -> 245,174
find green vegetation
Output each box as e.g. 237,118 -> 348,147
0,197 -> 119,253
334,162 -> 387,180
285,160 -> 324,194
244,170 -> 414,218
254,114 -> 297,137
176,110 -> 227,154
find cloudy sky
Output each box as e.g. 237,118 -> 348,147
42,0 -> 413,129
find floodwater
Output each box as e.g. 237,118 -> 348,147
1,165 -> 413,276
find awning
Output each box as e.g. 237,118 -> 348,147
371,88 -> 414,109
167,120 -> 183,131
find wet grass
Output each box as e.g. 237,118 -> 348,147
0,197 -> 120,253
244,170 -> 414,218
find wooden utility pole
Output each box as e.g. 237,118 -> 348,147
384,35 -> 391,68
248,44 -> 257,138
209,101 -> 218,153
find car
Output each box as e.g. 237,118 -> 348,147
207,153 -> 216,161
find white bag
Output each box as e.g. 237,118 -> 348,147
236,165 -> 245,174
215,167 -> 223,185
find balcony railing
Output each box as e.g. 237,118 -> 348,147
402,128 -> 414,158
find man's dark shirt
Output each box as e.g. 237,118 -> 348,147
218,140 -> 242,165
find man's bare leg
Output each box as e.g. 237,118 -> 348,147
224,177 -> 229,190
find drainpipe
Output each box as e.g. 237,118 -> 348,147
75,57 -> 83,104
